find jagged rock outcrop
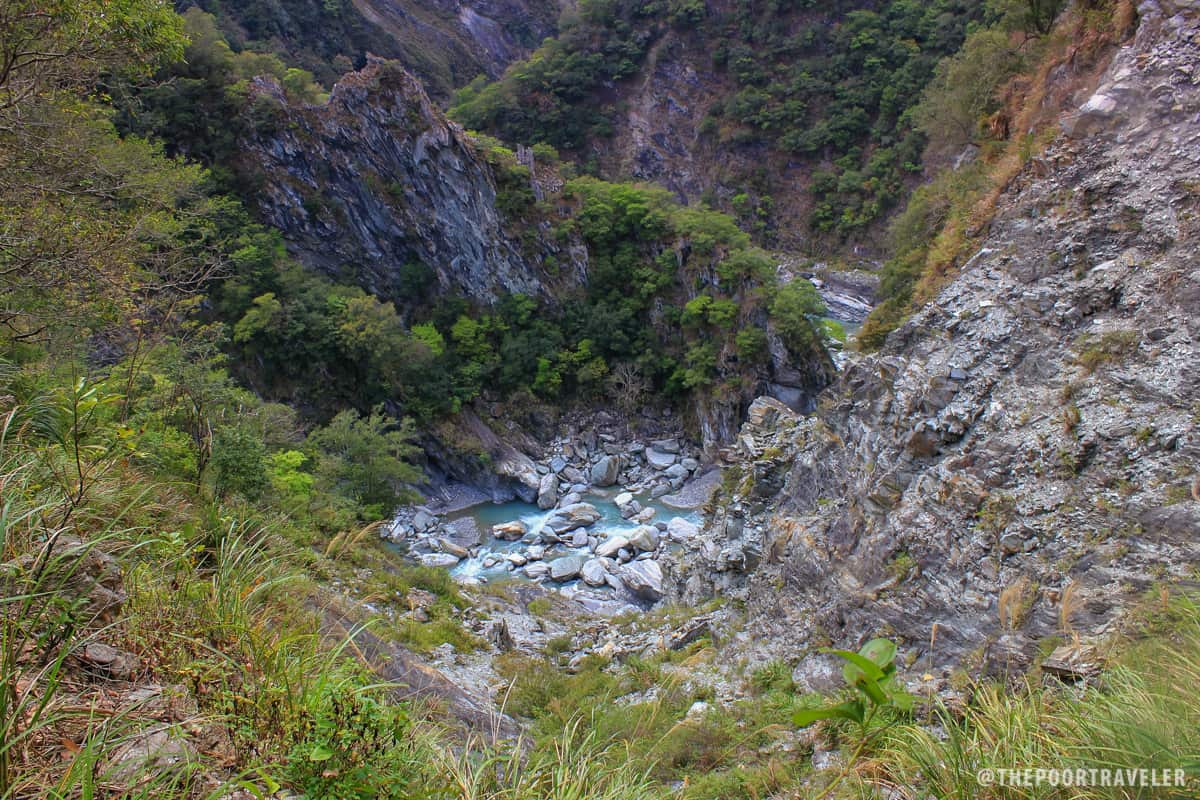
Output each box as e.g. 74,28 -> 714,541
669,0 -> 1200,688
242,58 -> 584,305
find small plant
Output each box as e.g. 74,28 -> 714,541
793,638 -> 913,798
1074,330 -> 1139,373
749,660 -> 794,695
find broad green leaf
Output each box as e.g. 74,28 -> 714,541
859,638 -> 897,669
308,744 -> 334,762
793,699 -> 864,728
822,648 -> 887,686
890,688 -> 916,712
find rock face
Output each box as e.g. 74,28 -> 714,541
242,58 -> 584,306
671,1 -> 1200,685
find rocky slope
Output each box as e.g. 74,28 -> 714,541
241,58 -> 584,305
669,0 -> 1200,688
188,0 -> 561,97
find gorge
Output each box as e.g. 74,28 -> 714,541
2,0 -> 1199,797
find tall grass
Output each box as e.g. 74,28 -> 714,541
859,594 -> 1200,799
435,718 -> 661,800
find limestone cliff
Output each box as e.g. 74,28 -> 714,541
240,58 -> 584,305
671,0 -> 1200,687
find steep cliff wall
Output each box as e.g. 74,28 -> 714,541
241,58 -> 584,305
670,0 -> 1200,687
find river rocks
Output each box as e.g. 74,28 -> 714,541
645,448 -> 677,470
595,535 -> 629,558
442,517 -> 481,548
667,517 -> 700,542
651,439 -> 681,454
418,553 -> 461,569
438,538 -> 470,559
569,530 -> 590,547
627,526 -> 660,552
412,509 -> 437,531
544,503 -> 602,534
492,521 -> 527,541
537,473 -> 560,510
590,455 -> 621,486
614,491 -> 634,508
549,555 -> 586,581
505,552 -> 528,567
665,463 -> 689,481
620,560 -> 664,601
524,561 -> 551,580
581,558 -> 609,587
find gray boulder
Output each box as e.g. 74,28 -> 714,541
442,516 -> 481,548
621,560 -> 664,601
645,449 -> 677,470
590,455 -> 621,486
595,535 -> 629,558
549,555 -> 586,582
544,503 -> 602,534
418,553 -> 460,569
492,521 -> 527,541
537,473 -> 560,510
581,558 -> 609,587
626,526 -> 661,552
667,517 -> 700,542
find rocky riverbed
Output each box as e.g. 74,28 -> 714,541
386,432 -> 716,610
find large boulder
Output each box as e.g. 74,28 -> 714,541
544,503 -> 601,534
626,526 -> 661,552
581,558 -> 609,587
645,449 -> 677,470
595,535 -> 629,558
536,473 -> 560,510
549,555 -> 586,582
666,517 -> 700,542
437,538 -> 470,559
418,553 -> 460,568
442,516 -> 481,548
620,560 -> 664,602
492,520 -> 527,541
590,455 -> 621,486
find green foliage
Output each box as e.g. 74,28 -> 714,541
793,637 -> 914,731
212,426 -> 269,499
914,27 -> 1025,160
769,280 -> 826,356
286,683 -> 423,800
452,0 -> 985,234
450,1 -> 664,149
307,408 -> 422,518
112,9 -> 325,191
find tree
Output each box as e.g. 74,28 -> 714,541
914,29 -> 1023,162
212,427 -> 268,499
769,280 -> 826,355
307,409 -> 422,517
0,0 -> 185,113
